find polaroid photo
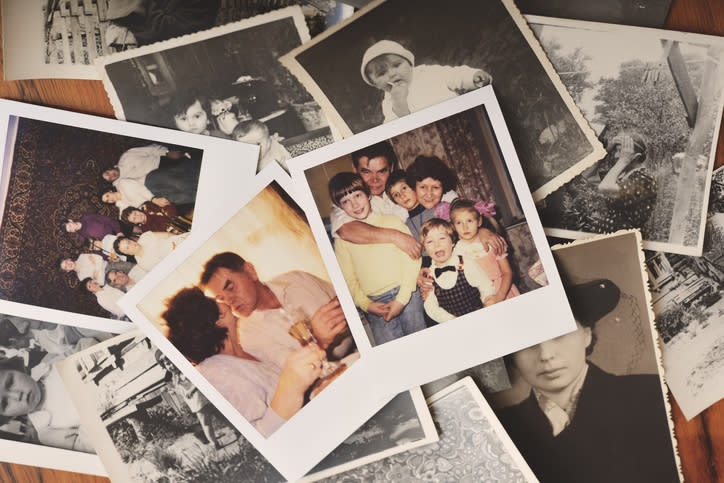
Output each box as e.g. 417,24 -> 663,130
56,329 -> 286,482
120,164 -> 398,480
2,0 -> 353,81
646,167 -> 724,419
280,0 -> 606,200
301,388 -> 437,481
488,230 -> 681,483
96,7 -> 336,174
530,17 -> 724,256
0,302 -> 124,476
515,0 -> 673,28
319,377 -> 536,482
0,98 -> 257,328
291,86 -> 576,396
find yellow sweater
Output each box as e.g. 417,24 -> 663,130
334,213 -> 421,311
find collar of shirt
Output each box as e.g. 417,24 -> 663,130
533,363 -> 589,436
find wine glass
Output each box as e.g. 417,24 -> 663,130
286,309 -> 341,378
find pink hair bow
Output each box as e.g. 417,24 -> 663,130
475,199 -> 496,218
434,201 -> 451,220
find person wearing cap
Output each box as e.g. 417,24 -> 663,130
360,40 -> 492,123
497,279 -> 679,483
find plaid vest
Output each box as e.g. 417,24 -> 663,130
434,255 -> 483,317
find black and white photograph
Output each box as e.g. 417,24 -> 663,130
98,7 -> 335,173
120,166 -> 401,480
281,0 -> 606,200
490,230 -> 681,483
2,0 -> 353,80
532,18 -> 724,255
0,309 -> 116,475
516,0 -> 673,28
292,87 -> 577,395
315,377 -> 537,482
56,329 -> 287,482
301,388 -> 437,481
0,99 -> 256,326
646,167 -> 724,420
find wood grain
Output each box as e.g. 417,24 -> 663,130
1,0 -> 723,481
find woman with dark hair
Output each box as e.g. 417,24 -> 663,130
498,279 -> 679,483
162,287 -> 325,437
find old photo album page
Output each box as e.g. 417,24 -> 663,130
290,87 -> 576,397
0,99 -> 257,329
119,164 -> 404,481
281,0 -> 606,200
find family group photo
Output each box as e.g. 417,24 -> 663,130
302,103 -> 547,348
0,116 -> 202,321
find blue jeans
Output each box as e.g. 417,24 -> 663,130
366,287 -> 426,346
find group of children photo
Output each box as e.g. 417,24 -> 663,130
320,136 -> 525,347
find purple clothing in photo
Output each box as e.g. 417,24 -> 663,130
77,214 -> 120,245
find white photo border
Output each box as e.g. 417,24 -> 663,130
120,163 -> 394,481
290,86 -> 577,397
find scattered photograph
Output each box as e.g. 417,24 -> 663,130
531,18 -> 724,255
490,230 -> 681,483
56,329 -> 286,483
646,167 -> 724,419
0,99 -> 257,326
517,0 -> 673,28
292,87 -> 576,394
120,167 -> 398,480
0,308 -> 118,476
2,0 -> 353,80
301,388 -> 437,481
281,0 -> 606,200
317,377 -> 536,482
98,7 -> 335,173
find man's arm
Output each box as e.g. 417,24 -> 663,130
337,221 -> 421,260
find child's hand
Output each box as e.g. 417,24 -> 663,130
473,69 -> 493,87
384,300 -> 405,322
389,82 -> 411,117
367,301 -> 390,319
417,268 -> 433,300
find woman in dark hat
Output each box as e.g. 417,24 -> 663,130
498,279 -> 678,483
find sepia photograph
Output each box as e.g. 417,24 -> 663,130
0,308 -> 117,475
516,0 -> 673,28
56,329 -> 286,482
0,100 -> 256,325
2,0 -> 353,80
646,167 -> 724,419
291,87 -> 576,394
318,378 -> 537,482
98,7 -> 335,173
490,230 -> 681,483
531,18 -> 724,255
120,167 -> 400,480
281,0 -> 606,200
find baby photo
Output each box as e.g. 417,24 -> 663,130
0,309 -> 116,475
98,7 -> 334,174
293,87 -> 576,393
0,100 -> 256,326
282,0 -> 606,199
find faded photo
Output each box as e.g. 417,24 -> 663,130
532,19 -> 724,255
99,8 -> 333,173
0,116 -> 201,320
56,330 -> 285,482
516,0 -> 673,28
2,0 -> 351,80
0,313 -> 112,453
491,231 -> 680,483
646,167 -> 724,419
137,182 -> 358,438
283,0 -> 605,198
304,105 -> 546,347
317,378 -> 536,482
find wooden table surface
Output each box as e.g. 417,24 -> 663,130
1,0 -> 723,481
